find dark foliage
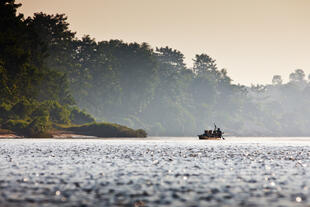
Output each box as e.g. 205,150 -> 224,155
67,123 -> 147,138
70,107 -> 95,125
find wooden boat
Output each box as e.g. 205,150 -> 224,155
198,135 -> 222,140
198,124 -> 224,140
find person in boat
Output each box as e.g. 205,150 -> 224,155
204,130 -> 209,137
217,128 -> 222,138
209,130 -> 213,137
213,129 -> 217,137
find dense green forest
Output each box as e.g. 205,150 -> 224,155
0,0 -> 146,137
1,0 -> 310,137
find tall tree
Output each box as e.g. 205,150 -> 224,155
0,0 -> 41,104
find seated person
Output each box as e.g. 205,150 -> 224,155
217,128 -> 222,137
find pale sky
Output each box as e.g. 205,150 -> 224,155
18,0 -> 310,86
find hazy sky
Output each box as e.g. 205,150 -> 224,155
18,0 -> 310,85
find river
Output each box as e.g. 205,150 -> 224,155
0,137 -> 310,207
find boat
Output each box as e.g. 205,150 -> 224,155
198,124 -> 224,140
198,135 -> 222,140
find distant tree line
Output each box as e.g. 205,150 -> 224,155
1,0 -> 310,136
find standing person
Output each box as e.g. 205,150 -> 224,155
213,123 -> 218,137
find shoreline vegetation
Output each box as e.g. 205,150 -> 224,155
0,1 -> 146,138
0,122 -> 147,138
2,1 -> 310,137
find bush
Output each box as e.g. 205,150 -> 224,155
70,107 -> 95,125
10,100 -> 34,119
2,117 -> 52,138
31,105 -> 49,118
136,129 -> 147,137
26,115 -> 52,138
68,122 -> 147,138
30,101 -> 71,125
0,103 -> 11,120
3,119 -> 29,135
46,101 -> 70,124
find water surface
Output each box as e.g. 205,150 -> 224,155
0,137 -> 310,207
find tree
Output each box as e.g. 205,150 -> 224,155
272,75 -> 283,85
154,47 -> 191,101
155,46 -> 186,72
25,12 -> 79,105
97,40 -> 158,117
193,54 -> 217,75
25,12 -> 76,70
0,0 -> 41,104
289,69 -> 305,82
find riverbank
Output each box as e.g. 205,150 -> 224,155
0,130 -> 89,139
0,122 -> 147,138
0,129 -> 20,138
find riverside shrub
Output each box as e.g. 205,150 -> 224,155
68,122 -> 147,138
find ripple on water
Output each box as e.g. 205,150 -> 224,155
0,138 -> 310,206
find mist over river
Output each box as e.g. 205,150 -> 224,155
1,137 -> 310,207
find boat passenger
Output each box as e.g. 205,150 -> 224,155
213,129 -> 217,137
209,130 -> 213,137
217,128 -> 222,138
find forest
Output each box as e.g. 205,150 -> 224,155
1,0 -> 310,137
0,0 -> 146,137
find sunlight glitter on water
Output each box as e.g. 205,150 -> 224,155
0,137 -> 310,207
